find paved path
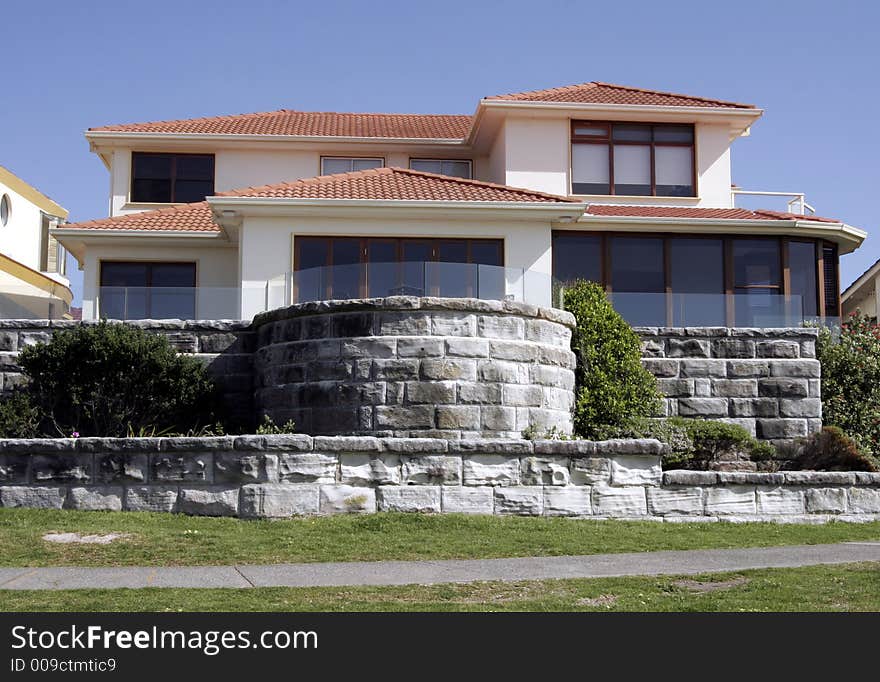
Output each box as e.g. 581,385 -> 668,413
0,542 -> 878,591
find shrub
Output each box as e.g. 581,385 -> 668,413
562,280 -> 663,438
0,390 -> 42,438
816,312 -> 880,456
255,414 -> 297,435
788,425 -> 879,472
18,322 -> 223,437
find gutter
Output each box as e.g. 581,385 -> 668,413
206,196 -> 584,212
85,131 -> 470,147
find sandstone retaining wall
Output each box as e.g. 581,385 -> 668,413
1,436 -> 876,522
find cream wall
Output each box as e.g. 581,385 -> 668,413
238,214 -> 555,318
843,274 -> 880,319
0,178 -> 47,270
81,243 -> 238,320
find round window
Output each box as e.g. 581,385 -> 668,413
0,194 -> 9,226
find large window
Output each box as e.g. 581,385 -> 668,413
294,237 -> 503,302
552,232 -> 834,326
100,262 -> 196,319
320,157 -> 384,175
409,159 -> 472,179
131,153 -> 214,204
571,122 -> 695,197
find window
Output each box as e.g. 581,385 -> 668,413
670,238 -> 725,325
552,233 -> 602,286
0,194 -> 9,226
610,236 -> 665,326
571,122 -> 695,196
788,241 -> 818,318
320,157 -> 384,175
823,244 -> 840,317
409,159 -> 472,179
100,262 -> 196,319
294,237 -> 503,301
131,153 -> 214,203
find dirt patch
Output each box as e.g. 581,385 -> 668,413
576,594 -> 618,608
673,577 -> 750,593
42,532 -> 130,545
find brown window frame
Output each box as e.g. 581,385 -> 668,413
319,156 -> 385,175
130,152 -> 215,204
570,121 -> 697,197
98,261 -> 197,319
408,158 -> 473,179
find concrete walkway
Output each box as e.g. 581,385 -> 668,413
0,542 -> 878,591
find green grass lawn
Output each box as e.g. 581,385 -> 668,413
1,509 -> 879,567
1,563 -> 877,612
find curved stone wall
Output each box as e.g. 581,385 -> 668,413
251,297 -> 576,438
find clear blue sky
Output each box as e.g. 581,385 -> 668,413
2,0 -> 877,304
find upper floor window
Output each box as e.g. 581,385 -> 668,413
409,159 -> 472,179
320,157 -> 384,175
570,122 -> 695,197
131,152 -> 215,204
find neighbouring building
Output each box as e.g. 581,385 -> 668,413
0,166 -> 72,318
53,81 -> 866,323
842,258 -> 880,321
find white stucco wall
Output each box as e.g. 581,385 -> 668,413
80,243 -> 238,320
238,214 -> 555,318
842,274 -> 880,319
0,179 -> 46,271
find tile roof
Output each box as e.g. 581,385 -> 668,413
486,81 -> 756,109
89,110 -> 473,139
584,204 -> 841,222
56,202 -> 220,232
220,167 -> 579,203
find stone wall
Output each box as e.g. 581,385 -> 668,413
637,327 -> 822,445
0,436 -> 876,521
251,298 -> 576,438
0,319 -> 255,428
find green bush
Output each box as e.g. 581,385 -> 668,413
17,322 -> 223,437
789,426 -> 879,472
255,414 -> 298,435
0,390 -> 42,438
816,312 -> 880,456
562,280 -> 663,438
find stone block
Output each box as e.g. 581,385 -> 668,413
458,382 -> 503,404
306,360 -> 352,382
679,359 -> 727,378
401,455 -> 461,485
381,438 -> 448,453
31,453 -> 92,483
758,378 -> 808,399
712,380 -> 758,398
570,457 -> 611,485
610,455 -> 662,487
779,399 -> 821,418
805,488 -> 848,513
481,406 -> 516,431
178,486 -> 239,516
431,314 -> 476,337
667,338 -> 710,358
663,471 -> 718,486
770,360 -> 821,378
494,487 -> 543,515
151,453 -> 212,483
66,486 -> 123,511
319,485 -> 376,514
19,330 -> 52,348
441,487 -> 493,514
694,379 -> 711,397
478,315 -> 524,340
647,487 -> 704,515
756,487 -> 805,515
239,484 -> 319,518
503,384 -> 543,407
445,337 -> 489,358
520,456 -> 570,486
640,338 -> 665,358
756,419 -> 807,440
536,345 -> 576,368
848,488 -> 880,514
377,486 -> 441,513
311,435 -> 377,452
657,379 -> 695,397
592,485 -> 647,516
125,486 -> 178,513
277,453 -> 337,483
332,312 -> 376,338
396,337 -> 444,358
403,381 -> 455,405
0,486 -> 65,509
642,358 -> 680,378
340,454 -> 400,485
783,471 -> 855,486
372,359 -> 420,381
542,386 -> 574,411
420,358 -> 477,382
726,360 -> 770,378
533,440 -> 595,456
374,406 -> 435,430
478,360 -> 528,384
756,341 -> 800,358
0,454 -> 29,483
718,418 -> 757,437
462,454 -> 520,486
712,339 -> 755,358
704,487 -> 756,515
543,487 -> 592,516
0,330 -> 18,351
677,398 -> 728,417
340,338 -> 396,359
729,398 -> 778,418
214,452 -> 276,484
435,406 -> 481,431
489,340 -> 539,363
525,319 -> 570,346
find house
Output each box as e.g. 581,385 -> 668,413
841,258 -> 880,321
0,166 -> 72,318
53,81 -> 866,324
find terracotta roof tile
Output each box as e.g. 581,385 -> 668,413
219,167 -> 579,203
57,202 -> 219,232
89,110 -> 473,139
584,204 -> 840,222
486,81 -> 756,109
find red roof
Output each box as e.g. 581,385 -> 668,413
89,110 -> 473,139
57,202 -> 219,233
486,82 -> 756,109
220,167 -> 579,203
584,205 -> 840,222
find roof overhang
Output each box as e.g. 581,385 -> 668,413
842,256 -> 880,302
50,228 -> 226,264
563,214 -> 866,253
0,167 -> 68,219
0,253 -> 72,306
